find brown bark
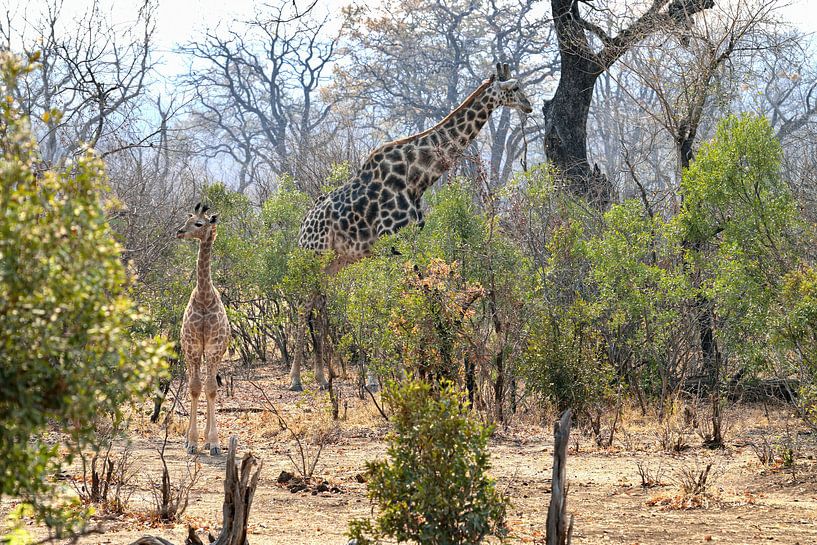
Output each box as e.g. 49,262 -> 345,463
543,0 -> 714,207
546,409 -> 574,545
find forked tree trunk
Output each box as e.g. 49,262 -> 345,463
132,436 -> 262,545
546,409 -> 574,545
544,0 -> 715,208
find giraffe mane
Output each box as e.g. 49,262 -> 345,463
371,75 -> 497,152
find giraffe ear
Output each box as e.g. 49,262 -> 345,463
209,214 -> 218,224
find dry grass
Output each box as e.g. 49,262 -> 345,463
646,458 -> 720,511
5,366 -> 817,545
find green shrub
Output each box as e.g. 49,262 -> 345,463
0,52 -> 170,534
522,308 -> 614,415
775,266 -> 817,423
348,379 -> 507,545
679,114 -> 800,370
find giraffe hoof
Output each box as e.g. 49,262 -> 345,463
289,382 -> 303,392
318,383 -> 329,391
366,383 -> 380,393
186,444 -> 198,455
210,446 -> 222,456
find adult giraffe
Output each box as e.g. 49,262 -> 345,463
290,63 -> 533,391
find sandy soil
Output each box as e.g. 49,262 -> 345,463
4,364 -> 817,545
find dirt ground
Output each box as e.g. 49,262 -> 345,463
5,363 -> 817,545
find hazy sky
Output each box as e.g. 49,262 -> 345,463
9,0 -> 817,76
148,0 -> 817,50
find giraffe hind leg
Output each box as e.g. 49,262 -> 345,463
289,305 -> 308,391
308,299 -> 329,390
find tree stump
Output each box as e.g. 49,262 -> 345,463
546,409 -> 574,545
132,436 -> 262,545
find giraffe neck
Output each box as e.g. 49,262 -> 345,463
416,84 -> 500,193
195,230 -> 216,302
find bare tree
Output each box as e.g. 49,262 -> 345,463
340,0 -> 557,186
735,23 -> 817,218
181,0 -> 341,194
3,0 -> 159,168
617,0 -> 788,174
104,98 -> 199,285
542,0 -> 715,207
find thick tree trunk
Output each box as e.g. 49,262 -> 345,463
542,68 -> 611,205
494,350 -> 505,424
464,354 -> 476,406
544,1 -> 611,207
543,0 -> 714,207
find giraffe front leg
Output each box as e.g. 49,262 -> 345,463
366,366 -> 380,393
314,347 -> 329,390
415,206 -> 425,230
185,351 -> 203,455
203,351 -> 223,456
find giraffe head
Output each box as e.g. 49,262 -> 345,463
491,62 -> 533,114
176,203 -> 218,241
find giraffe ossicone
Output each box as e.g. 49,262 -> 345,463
176,203 -> 230,455
291,63 -> 533,391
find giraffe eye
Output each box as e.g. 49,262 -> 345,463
195,222 -> 204,227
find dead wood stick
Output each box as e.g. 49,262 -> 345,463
546,409 -> 574,545
131,436 -> 263,545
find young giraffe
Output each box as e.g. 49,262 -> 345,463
176,203 -> 230,455
291,63 -> 533,390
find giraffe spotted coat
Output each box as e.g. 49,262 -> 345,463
298,64 -> 533,266
290,64 -> 532,391
176,204 -> 229,455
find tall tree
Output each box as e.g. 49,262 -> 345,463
0,52 -> 169,535
2,0 -> 159,168
182,0 -> 340,194
542,0 -> 714,207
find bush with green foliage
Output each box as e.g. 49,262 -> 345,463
518,117 -> 810,424
774,266 -> 817,424
327,179 -> 533,417
507,168 -> 616,418
390,258 -> 485,382
586,199 -> 691,405
678,114 -> 801,372
347,379 -> 507,545
523,307 -> 614,415
327,240 -> 406,382
0,52 -> 170,534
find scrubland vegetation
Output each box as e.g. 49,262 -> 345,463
2,0 -> 817,543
